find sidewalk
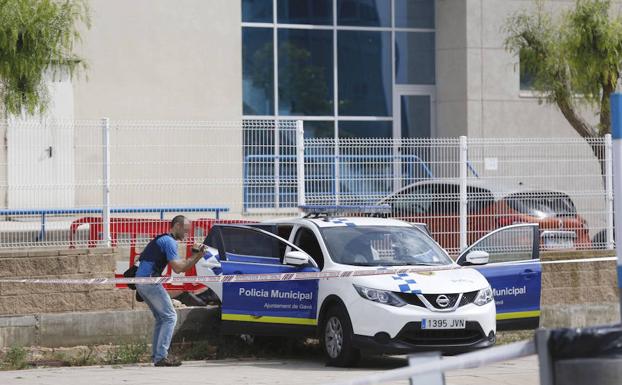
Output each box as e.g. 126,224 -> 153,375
0,355 -> 538,385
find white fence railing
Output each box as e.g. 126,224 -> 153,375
0,119 -> 613,255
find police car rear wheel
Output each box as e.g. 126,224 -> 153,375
321,306 -> 360,367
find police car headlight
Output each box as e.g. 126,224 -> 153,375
353,285 -> 406,307
474,286 -> 493,306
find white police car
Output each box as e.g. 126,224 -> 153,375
195,206 -> 497,366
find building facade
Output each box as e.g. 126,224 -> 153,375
66,0 -> 606,139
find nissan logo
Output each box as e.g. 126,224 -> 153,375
436,295 -> 451,308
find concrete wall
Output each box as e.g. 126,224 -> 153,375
452,0 -> 622,138
540,250 -> 620,327
0,307 -> 218,348
73,0 -> 241,120
69,0 -> 244,210
0,248 -> 135,316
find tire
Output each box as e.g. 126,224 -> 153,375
320,305 -> 360,367
592,230 -> 609,249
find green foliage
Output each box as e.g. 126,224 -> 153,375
0,0 -> 90,115
1,346 -> 29,370
104,342 -> 148,365
504,0 -> 622,137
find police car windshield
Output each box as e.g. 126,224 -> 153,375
320,226 -> 453,267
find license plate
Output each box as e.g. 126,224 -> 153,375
543,237 -> 574,249
421,319 -> 466,329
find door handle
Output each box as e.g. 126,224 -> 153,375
520,269 -> 538,279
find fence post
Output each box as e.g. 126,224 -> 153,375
101,117 -> 111,248
459,136 -> 468,252
274,119 -> 280,209
408,352 -> 445,385
605,133 -> 614,250
296,120 -> 306,210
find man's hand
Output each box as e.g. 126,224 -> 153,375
170,244 -> 207,274
191,243 -> 207,254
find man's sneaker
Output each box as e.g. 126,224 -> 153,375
154,357 -> 182,367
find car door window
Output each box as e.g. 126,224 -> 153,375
219,226 -> 282,259
389,184 -> 434,217
293,227 -> 324,269
462,225 -> 537,264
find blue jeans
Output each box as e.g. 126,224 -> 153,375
136,284 -> 177,363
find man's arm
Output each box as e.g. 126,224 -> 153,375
169,244 -> 206,274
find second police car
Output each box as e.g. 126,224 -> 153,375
195,206 -> 507,366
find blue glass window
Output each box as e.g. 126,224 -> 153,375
243,0 -> 273,23
278,0 -> 332,25
337,0 -> 390,27
401,95 -> 430,138
278,29 -> 334,116
395,0 -> 434,29
395,32 -> 435,84
304,121 -> 334,138
338,121 -> 392,138
243,28 -> 274,115
338,31 -> 392,116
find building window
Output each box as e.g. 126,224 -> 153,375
338,121 -> 393,138
278,0 -> 333,25
394,0 -> 434,28
519,49 -> 535,91
337,0 -> 391,27
338,30 -> 392,116
242,0 -> 437,209
242,0 -> 273,23
242,0 -> 436,123
278,29 -> 334,115
395,32 -> 435,84
242,27 -> 274,115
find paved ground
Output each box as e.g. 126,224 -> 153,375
0,355 -> 538,385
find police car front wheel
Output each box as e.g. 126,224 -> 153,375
321,306 -> 360,367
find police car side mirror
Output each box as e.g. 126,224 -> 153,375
465,250 -> 489,265
284,251 -> 310,266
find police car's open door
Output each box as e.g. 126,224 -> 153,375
456,224 -> 541,330
205,225 -> 320,337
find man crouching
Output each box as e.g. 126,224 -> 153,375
135,215 -> 206,367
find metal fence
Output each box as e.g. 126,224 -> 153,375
304,136 -> 612,255
0,119 -> 613,256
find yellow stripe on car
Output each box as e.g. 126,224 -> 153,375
222,313 -> 318,325
496,310 -> 541,321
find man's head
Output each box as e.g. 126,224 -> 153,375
170,215 -> 191,240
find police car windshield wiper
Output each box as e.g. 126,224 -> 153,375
405,261 -> 444,266
346,262 -> 379,266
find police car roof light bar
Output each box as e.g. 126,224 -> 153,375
299,204 -> 392,219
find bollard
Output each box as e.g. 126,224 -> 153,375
408,352 -> 445,385
537,325 -> 622,385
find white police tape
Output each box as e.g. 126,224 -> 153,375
0,256 -> 616,286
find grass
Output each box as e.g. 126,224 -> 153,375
1,346 -> 29,370
496,330 -> 535,345
104,342 -> 149,365
0,331 -> 535,370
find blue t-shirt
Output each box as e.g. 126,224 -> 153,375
136,235 -> 180,277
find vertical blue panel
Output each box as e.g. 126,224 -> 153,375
611,93 -> 622,139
